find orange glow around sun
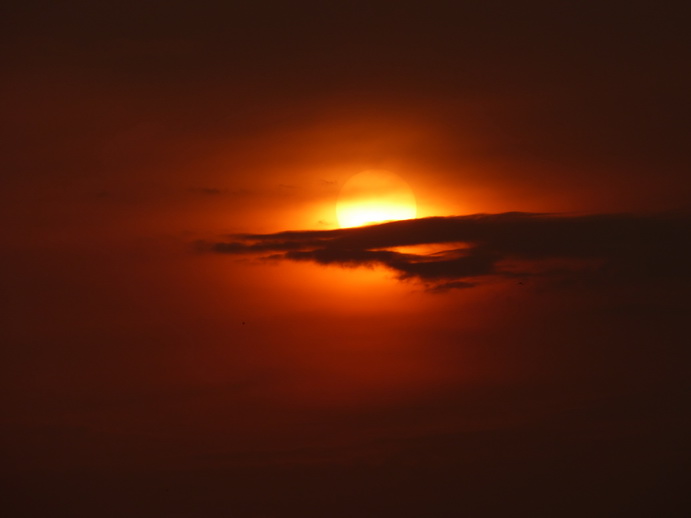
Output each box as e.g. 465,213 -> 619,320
337,170 -> 417,228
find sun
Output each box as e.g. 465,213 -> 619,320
336,170 -> 417,228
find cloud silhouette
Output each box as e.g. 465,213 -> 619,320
209,212 -> 691,290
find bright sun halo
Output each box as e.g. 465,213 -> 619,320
337,170 -> 417,228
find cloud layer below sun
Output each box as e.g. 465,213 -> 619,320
209,212 -> 691,291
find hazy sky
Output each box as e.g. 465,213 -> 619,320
2,2 -> 690,517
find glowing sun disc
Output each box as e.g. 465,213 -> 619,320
337,170 -> 417,228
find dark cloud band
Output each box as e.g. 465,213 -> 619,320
209,212 -> 691,290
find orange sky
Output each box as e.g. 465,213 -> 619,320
2,2 -> 690,517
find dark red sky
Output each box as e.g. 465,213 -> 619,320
2,2 -> 690,517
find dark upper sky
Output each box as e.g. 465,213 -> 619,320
2,2 -> 690,517
4,0 -> 690,218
